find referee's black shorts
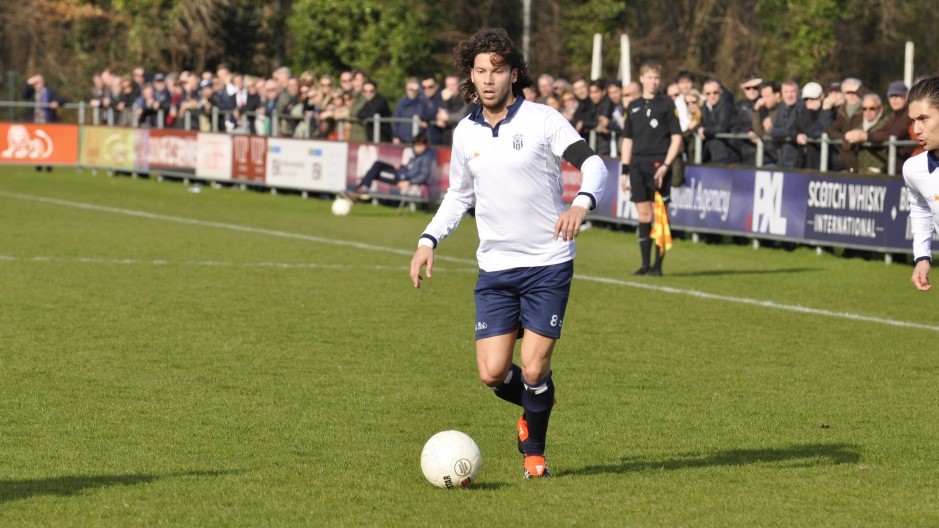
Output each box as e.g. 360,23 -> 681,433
629,154 -> 671,203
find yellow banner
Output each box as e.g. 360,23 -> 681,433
80,126 -> 136,170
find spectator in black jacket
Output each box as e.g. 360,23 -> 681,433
754,81 -> 782,164
792,81 -> 835,170
588,78 -> 614,156
770,79 -> 803,167
733,73 -> 763,165
697,79 -> 740,163
571,77 -> 598,145
357,79 -> 392,143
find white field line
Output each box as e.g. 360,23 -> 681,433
0,190 -> 474,265
3,190 -> 937,333
577,274 -> 939,333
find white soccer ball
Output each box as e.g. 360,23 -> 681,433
331,197 -> 353,216
420,430 -> 482,489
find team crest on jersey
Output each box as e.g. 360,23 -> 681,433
512,134 -> 524,150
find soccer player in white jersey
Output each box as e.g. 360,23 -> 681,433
408,28 -> 609,478
903,75 -> 939,292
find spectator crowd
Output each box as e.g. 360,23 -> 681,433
30,62 -> 921,175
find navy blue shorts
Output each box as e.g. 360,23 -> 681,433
474,260 -> 574,340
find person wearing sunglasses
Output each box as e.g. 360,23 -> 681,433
843,93 -> 888,173
697,79 -> 741,164
825,77 -> 867,172
733,73 -> 763,165
391,77 -> 424,145
864,80 -> 914,175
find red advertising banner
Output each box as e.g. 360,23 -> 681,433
0,123 -> 79,165
561,161 -> 583,203
436,147 -> 452,191
231,135 -> 266,183
145,129 -> 198,173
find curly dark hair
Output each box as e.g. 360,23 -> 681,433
453,28 -> 534,104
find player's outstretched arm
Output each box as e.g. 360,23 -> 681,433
410,245 -> 434,288
912,259 -> 931,292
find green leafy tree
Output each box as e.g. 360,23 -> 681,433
559,0 -> 627,79
287,0 -> 436,101
757,0 -> 844,83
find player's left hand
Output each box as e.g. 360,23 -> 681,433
554,205 -> 588,241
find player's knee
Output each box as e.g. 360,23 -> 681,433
521,365 -> 549,387
478,366 -> 510,388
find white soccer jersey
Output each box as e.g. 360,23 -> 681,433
902,150 -> 939,261
421,97 -> 607,272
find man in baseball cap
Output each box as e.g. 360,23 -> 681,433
793,81 -> 833,170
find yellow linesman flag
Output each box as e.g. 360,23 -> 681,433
651,191 -> 672,256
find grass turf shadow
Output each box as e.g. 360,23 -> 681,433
561,443 -> 861,478
0,470 -> 240,503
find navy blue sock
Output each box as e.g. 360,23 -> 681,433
521,373 -> 555,456
491,364 -> 523,407
638,222 -> 652,268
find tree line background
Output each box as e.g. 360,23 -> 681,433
1,0 -> 938,105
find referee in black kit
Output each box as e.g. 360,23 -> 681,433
619,61 -> 683,276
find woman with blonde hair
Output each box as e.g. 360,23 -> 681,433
684,89 -> 703,131
668,88 -> 703,189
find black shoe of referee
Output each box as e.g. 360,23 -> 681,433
633,266 -> 651,276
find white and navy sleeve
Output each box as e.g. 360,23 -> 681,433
544,108 -> 608,210
418,134 -> 474,249
906,181 -> 935,263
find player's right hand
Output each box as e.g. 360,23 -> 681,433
410,245 -> 434,288
619,174 -> 630,192
654,165 -> 668,189
912,260 -> 932,292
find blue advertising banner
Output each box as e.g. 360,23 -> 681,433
800,174 -> 905,249
593,164 -> 916,253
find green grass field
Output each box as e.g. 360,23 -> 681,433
1,166 -> 937,527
